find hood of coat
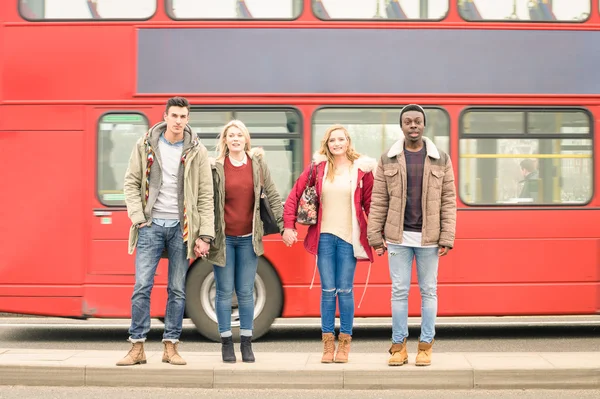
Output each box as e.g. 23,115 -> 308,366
312,152 -> 378,175
146,121 -> 198,153
386,136 -> 440,160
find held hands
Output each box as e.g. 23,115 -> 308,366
194,239 -> 210,258
375,242 -> 387,256
282,228 -> 298,247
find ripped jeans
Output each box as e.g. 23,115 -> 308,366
387,243 -> 439,344
317,233 -> 357,335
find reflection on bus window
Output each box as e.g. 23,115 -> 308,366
19,0 -> 156,20
98,114 -> 149,206
187,109 -> 302,200
169,0 -> 302,19
312,108 -> 449,161
458,0 -> 590,22
459,109 -> 592,205
315,0 -> 448,20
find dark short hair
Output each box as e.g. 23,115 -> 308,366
165,96 -> 190,114
520,159 -> 536,172
399,104 -> 426,126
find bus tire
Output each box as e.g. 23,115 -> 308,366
185,256 -> 283,342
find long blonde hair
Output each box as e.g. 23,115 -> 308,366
216,119 -> 252,161
319,124 -> 360,181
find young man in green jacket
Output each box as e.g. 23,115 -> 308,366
118,97 -> 215,366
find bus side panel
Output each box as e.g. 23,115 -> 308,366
281,284 -> 599,317
0,107 -> 85,293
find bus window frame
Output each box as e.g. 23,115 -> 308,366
96,110 -> 150,208
189,105 -> 304,198
165,0 -> 303,21
311,0 -> 449,22
311,104 -> 451,156
457,0 -> 592,24
18,0 -> 158,22
458,106 -> 595,207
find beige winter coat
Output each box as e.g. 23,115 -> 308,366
124,122 -> 215,259
367,137 -> 457,249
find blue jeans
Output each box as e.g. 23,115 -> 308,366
387,243 -> 439,344
129,223 -> 188,342
317,233 -> 357,335
213,235 -> 258,336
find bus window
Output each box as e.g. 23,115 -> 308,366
19,0 -> 156,20
188,109 -> 302,200
168,0 -> 303,20
459,108 -> 593,205
459,0 -> 590,22
97,113 -> 149,206
312,107 -> 449,160
315,0 -> 449,20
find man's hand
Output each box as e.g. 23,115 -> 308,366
375,242 -> 387,256
438,246 -> 449,257
137,222 -> 150,229
194,239 -> 210,258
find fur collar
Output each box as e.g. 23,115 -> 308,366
312,152 -> 377,174
386,136 -> 440,159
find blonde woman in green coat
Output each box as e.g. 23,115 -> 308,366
198,120 -> 284,363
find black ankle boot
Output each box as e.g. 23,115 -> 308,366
240,335 -> 255,363
221,336 -> 236,363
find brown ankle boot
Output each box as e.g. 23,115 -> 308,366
388,338 -> 408,366
116,342 -> 146,366
321,333 -> 335,363
162,341 -> 187,365
415,340 -> 434,366
334,333 -> 352,363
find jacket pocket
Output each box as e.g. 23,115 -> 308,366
430,169 -> 444,189
384,168 -> 400,196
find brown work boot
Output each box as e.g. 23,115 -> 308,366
116,342 -> 146,366
388,338 -> 408,366
321,333 -> 335,363
415,340 -> 434,366
334,333 -> 352,363
162,341 -> 187,365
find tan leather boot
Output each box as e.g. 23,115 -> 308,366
388,338 -> 408,366
415,340 -> 434,366
321,333 -> 335,363
334,333 -> 352,363
116,342 -> 146,366
162,341 -> 187,365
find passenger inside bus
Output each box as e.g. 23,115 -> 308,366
385,0 -> 407,19
529,0 -> 556,21
459,0 -> 483,20
518,158 -> 540,201
237,0 -> 253,18
313,0 -> 330,19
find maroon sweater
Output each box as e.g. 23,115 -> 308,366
224,157 -> 255,236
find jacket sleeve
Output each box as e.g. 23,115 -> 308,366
260,159 -> 285,233
196,145 -> 215,239
439,154 -> 457,249
123,139 -> 146,226
282,163 -> 313,230
361,171 -> 374,216
366,157 -> 389,248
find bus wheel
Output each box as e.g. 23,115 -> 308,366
185,257 -> 283,342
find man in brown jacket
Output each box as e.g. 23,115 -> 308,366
367,104 -> 456,367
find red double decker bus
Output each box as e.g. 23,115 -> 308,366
1,0 -> 598,341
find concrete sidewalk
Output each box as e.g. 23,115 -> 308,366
0,348 -> 598,390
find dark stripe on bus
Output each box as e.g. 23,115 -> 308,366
137,28 -> 600,95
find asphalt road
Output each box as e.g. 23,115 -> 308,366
0,317 -> 598,353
